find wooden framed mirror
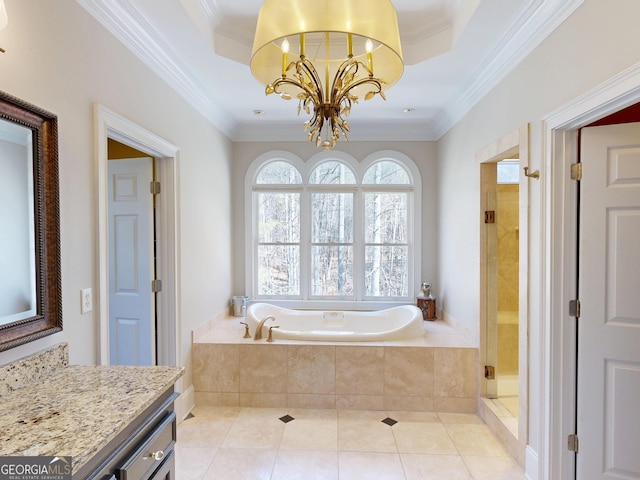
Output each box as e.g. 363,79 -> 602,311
0,90 -> 61,351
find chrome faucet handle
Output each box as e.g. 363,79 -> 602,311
267,325 -> 280,342
240,322 -> 251,338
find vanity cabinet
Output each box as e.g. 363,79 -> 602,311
77,389 -> 178,480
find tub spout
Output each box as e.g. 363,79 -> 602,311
254,315 -> 275,340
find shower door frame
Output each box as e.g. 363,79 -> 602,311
478,124 -> 530,446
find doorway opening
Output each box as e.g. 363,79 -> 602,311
478,125 -> 529,465
544,87 -> 640,478
96,105 -> 180,368
107,140 -> 157,365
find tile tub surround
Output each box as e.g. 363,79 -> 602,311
0,363 -> 184,474
193,317 -> 478,412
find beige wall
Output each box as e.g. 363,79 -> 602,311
0,1 -> 234,393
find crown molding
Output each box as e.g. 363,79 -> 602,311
78,0 -> 236,137
433,0 -> 585,138
79,0 -> 584,143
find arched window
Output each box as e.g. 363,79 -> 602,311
247,151 -> 421,306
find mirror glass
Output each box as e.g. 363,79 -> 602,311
0,118 -> 37,326
0,90 -> 62,351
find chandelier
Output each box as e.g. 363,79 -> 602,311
250,0 -> 404,150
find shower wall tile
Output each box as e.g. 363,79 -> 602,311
335,346 -> 384,395
384,347 -> 434,396
288,346 -> 336,394
239,344 -> 287,393
498,324 -> 519,374
193,344 -> 239,393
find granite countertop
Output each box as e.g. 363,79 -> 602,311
0,364 -> 184,474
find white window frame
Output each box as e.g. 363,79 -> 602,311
245,150 -> 422,309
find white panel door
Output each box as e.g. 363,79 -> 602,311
108,157 -> 154,366
578,123 -> 640,478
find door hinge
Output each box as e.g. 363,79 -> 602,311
569,299 -> 581,318
570,163 -> 582,181
150,180 -> 161,195
151,279 -> 162,293
567,434 -> 579,452
484,211 -> 496,224
484,365 -> 495,379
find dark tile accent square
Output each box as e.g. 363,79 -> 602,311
185,412 -> 195,420
381,417 -> 397,426
279,414 -> 295,423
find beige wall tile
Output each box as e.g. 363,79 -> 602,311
194,391 -> 240,407
192,344 -> 239,393
336,346 -> 384,395
498,324 -> 519,374
384,395 -> 433,412
336,394 -> 384,411
433,348 -> 477,398
287,345 -> 336,394
384,347 -> 434,396
239,392 -> 287,408
239,344 -> 287,393
287,393 -> 336,409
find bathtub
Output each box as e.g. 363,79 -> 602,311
246,303 -> 424,341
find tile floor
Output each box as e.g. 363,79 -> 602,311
175,406 -> 526,479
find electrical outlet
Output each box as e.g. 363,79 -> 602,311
81,288 -> 92,314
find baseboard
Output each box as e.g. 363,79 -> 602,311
175,384 -> 195,423
525,445 -> 539,480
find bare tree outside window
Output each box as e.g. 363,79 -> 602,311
252,157 -> 413,302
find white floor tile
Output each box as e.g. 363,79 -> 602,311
174,406 -> 526,479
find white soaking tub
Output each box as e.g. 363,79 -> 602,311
246,302 -> 424,342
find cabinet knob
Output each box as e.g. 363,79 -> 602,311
147,450 -> 165,461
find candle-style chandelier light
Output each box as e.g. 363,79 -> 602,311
250,0 -> 404,150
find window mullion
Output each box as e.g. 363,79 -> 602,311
300,185 -> 311,300
353,188 -> 364,301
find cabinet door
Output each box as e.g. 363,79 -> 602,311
149,451 -> 174,480
118,412 -> 176,480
